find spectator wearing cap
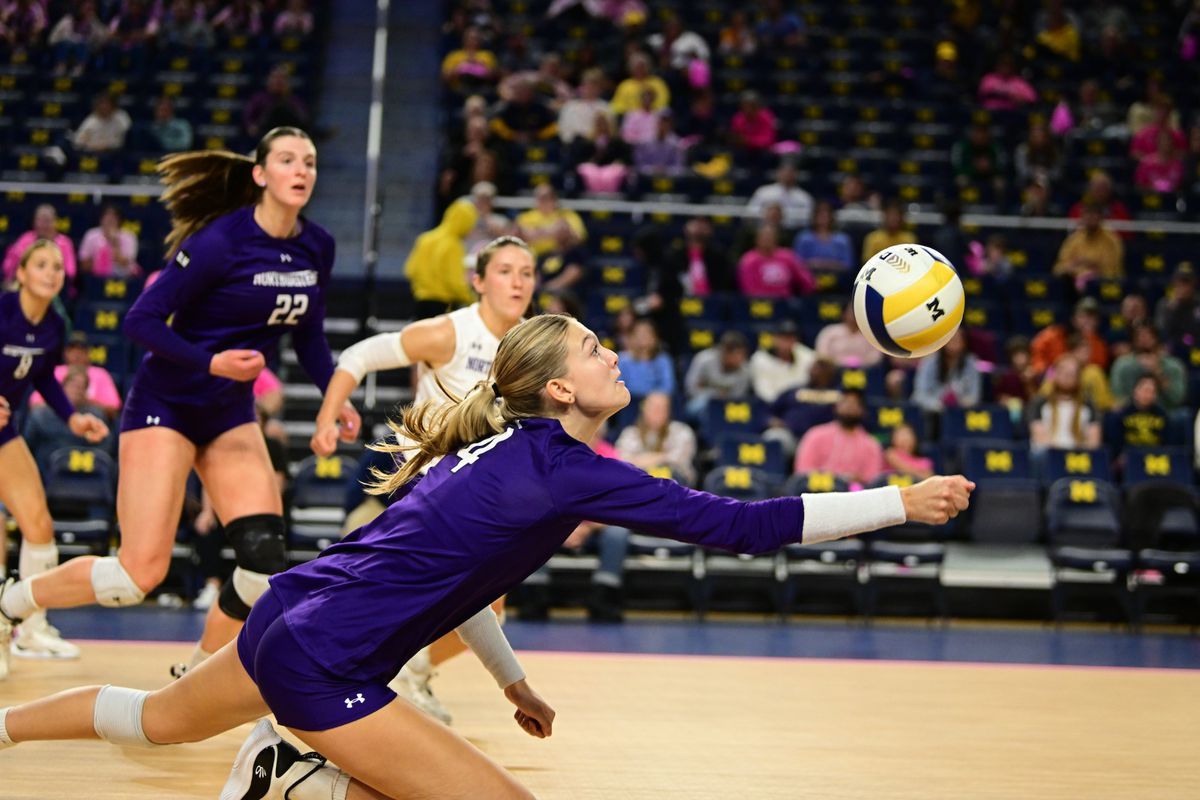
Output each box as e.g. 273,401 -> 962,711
748,161 -> 814,230
815,303 -> 883,368
1031,297 -> 1109,375
750,320 -> 816,404
1110,322 -> 1187,409
2,204 -> 78,286
737,224 -> 815,298
684,330 -> 752,419
28,331 -> 122,420
794,389 -> 886,484
1053,201 -> 1124,281
610,52 -> 670,116
1155,262 -> 1200,345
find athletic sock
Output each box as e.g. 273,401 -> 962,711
0,580 -> 37,621
187,645 -> 212,671
19,541 -> 59,579
0,707 -> 15,748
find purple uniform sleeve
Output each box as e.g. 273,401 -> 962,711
289,232 -> 335,391
31,350 -> 74,422
122,228 -> 229,373
549,442 -> 805,555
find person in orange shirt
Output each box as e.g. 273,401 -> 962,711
1030,297 -> 1109,377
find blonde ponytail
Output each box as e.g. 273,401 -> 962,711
368,314 -> 574,495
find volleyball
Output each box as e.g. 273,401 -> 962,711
852,244 -> 965,359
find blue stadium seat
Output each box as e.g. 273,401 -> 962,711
1122,447 -> 1194,487
1039,448 -> 1112,486
959,442 -> 1041,544
679,293 -> 732,324
717,434 -> 786,478
941,405 -> 1016,448
289,455 -> 354,551
44,446 -> 116,552
702,398 -> 767,441
866,401 -> 926,441
1044,478 -> 1131,622
74,301 -> 129,336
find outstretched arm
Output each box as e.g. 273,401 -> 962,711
311,317 -> 456,456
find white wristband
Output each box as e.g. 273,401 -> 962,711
455,606 -> 526,689
801,486 -> 907,544
336,332 -> 411,383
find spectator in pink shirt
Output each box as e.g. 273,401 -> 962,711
1134,128 -> 1185,193
794,389 -> 886,484
273,0 -> 313,38
2,205 -> 78,286
78,204 -> 141,278
814,303 -> 883,367
1129,102 -> 1186,161
978,54 -> 1037,112
737,224 -> 814,298
730,91 -> 777,153
883,423 -> 934,479
619,88 -> 660,146
28,332 -> 122,419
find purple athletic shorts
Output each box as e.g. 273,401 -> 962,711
119,383 -> 257,446
236,588 -> 398,732
0,421 -> 17,448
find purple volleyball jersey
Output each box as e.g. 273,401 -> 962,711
270,417 -> 807,679
0,291 -> 73,424
123,207 -> 336,404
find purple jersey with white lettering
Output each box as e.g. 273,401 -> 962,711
123,206 -> 336,404
0,291 -> 74,435
269,417 -> 807,680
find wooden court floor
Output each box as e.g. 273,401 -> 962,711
0,640 -> 1197,799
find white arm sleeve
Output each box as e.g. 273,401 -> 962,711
455,606 -> 526,689
335,331 -> 412,383
801,486 -> 907,544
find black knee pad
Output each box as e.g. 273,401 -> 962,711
224,513 -> 287,575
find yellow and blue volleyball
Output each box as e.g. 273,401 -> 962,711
853,244 -> 965,359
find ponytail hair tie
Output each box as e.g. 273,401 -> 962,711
492,382 -> 502,398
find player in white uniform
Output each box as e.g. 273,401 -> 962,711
311,235 -> 536,723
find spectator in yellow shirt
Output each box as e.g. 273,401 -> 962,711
1053,202 -> 1124,281
516,184 -> 587,257
610,53 -> 670,116
405,199 -> 478,319
861,198 -> 918,261
441,27 -> 497,92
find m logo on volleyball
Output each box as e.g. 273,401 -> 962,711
345,693 -> 365,709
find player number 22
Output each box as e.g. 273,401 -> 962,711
267,293 -> 309,325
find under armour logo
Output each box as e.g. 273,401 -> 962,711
345,693 -> 365,709
146,415 -> 161,425
254,766 -> 267,779
175,250 -> 190,268
280,253 -> 293,263
926,297 -> 946,321
25,334 -> 34,342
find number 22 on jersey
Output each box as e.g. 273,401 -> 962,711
267,293 -> 309,325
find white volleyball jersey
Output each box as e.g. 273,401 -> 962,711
414,303 -> 499,406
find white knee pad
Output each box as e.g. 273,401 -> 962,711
93,685 -> 158,747
91,557 -> 146,608
232,566 -> 271,607
19,541 -> 58,579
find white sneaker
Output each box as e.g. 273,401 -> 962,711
11,612 -> 81,660
220,719 -> 343,800
0,579 -> 16,680
389,665 -> 452,725
193,582 -> 220,611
